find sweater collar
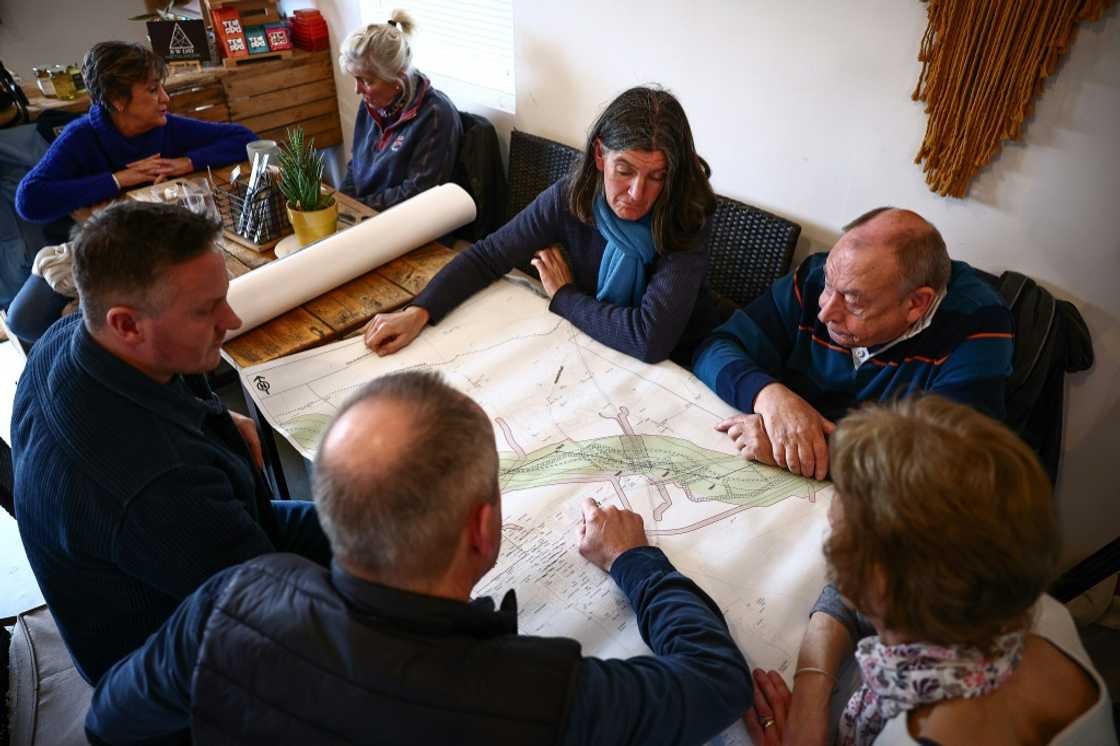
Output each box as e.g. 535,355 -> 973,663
366,71 -> 432,131
88,103 -> 163,164
68,314 -> 222,434
330,561 -> 519,638
850,288 -> 948,369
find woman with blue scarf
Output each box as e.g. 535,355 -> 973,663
363,86 -> 721,366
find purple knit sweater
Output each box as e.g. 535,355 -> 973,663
16,104 -> 255,223
413,180 -> 720,365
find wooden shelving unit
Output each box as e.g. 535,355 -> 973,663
26,49 -> 342,151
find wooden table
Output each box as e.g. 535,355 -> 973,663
196,163 -> 458,367
100,164 -> 457,369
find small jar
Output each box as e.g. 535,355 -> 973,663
33,66 -> 56,98
49,65 -> 77,100
67,63 -> 85,92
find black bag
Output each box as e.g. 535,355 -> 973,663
0,61 -> 30,129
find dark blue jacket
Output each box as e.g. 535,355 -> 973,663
413,179 -> 722,366
12,314 -> 330,684
15,104 -> 255,223
86,548 -> 754,745
692,253 -> 1014,421
340,72 -> 462,211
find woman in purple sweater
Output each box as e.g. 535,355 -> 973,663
8,41 -> 254,346
363,86 -> 721,366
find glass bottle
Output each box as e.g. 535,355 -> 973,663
49,65 -> 77,100
67,63 -> 85,92
33,66 -> 56,98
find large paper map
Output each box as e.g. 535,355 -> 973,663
238,279 -> 833,744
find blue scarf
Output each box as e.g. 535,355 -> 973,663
594,193 -> 657,307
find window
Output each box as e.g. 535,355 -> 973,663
360,0 -> 515,113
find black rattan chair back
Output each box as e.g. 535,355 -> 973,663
706,196 -> 800,309
507,130 -> 581,221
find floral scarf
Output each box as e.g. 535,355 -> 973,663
838,631 -> 1024,746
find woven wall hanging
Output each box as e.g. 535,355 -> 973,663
912,0 -> 1114,197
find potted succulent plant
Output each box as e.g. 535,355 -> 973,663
277,126 -> 337,246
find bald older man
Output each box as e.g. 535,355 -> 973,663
85,371 -> 753,745
693,207 -> 1013,480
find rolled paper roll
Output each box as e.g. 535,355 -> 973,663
225,183 -> 476,339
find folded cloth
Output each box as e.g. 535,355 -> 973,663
32,241 -> 76,297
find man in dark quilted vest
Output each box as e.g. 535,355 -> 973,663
85,370 -> 755,745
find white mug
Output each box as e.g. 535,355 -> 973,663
246,139 -> 280,163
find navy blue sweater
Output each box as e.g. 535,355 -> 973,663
413,180 -> 721,365
693,253 -> 1014,421
15,104 -> 255,223
86,548 -> 753,746
340,72 -> 462,211
12,314 -> 330,683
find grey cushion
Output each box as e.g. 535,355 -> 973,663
8,605 -> 92,746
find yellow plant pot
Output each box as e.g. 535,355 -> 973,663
286,198 -> 338,247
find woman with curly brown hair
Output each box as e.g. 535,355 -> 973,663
362,85 -> 721,367
747,396 -> 1114,745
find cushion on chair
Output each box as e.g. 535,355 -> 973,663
8,605 -> 93,746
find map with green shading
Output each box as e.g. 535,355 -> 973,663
500,435 -> 812,508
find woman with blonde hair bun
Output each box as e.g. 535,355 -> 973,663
337,9 -> 462,210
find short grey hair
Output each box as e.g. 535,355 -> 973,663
843,206 -> 951,293
73,201 -> 221,330
338,9 -> 417,103
312,370 -> 499,580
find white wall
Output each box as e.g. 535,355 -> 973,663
515,0 -> 1120,569
172,0 -> 1120,567
0,1 -> 151,83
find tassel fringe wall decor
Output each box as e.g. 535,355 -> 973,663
912,0 -> 1113,198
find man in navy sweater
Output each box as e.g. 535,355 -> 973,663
12,202 -> 330,684
693,207 -> 1013,481
86,370 -> 755,746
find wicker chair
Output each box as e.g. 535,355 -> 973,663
507,130 -> 581,221
706,196 -> 800,310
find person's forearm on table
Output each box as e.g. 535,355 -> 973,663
785,611 -> 854,745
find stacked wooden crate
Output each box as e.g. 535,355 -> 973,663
154,49 -> 340,149
222,50 -> 341,148
166,69 -> 229,122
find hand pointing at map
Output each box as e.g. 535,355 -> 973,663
578,498 -> 649,572
363,305 -> 430,356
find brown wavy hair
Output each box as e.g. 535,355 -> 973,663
81,41 -> 168,110
825,396 -> 1058,648
567,86 -> 715,255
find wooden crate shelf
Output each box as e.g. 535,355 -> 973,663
29,49 -> 342,154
